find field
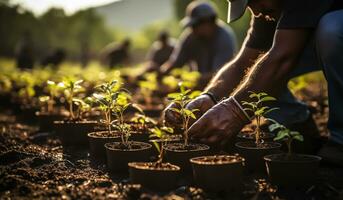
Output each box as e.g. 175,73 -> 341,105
0,59 -> 342,199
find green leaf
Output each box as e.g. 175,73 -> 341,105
263,107 -> 279,116
184,109 -> 196,119
170,108 -> 181,114
273,130 -> 289,141
260,96 -> 276,102
293,134 -> 304,142
255,106 -> 269,116
47,80 -> 56,85
152,141 -> 161,153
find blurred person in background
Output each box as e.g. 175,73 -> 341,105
160,1 -> 237,85
144,31 -> 175,73
101,39 -> 131,68
41,48 -> 66,68
15,31 -> 35,69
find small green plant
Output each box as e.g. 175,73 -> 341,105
72,97 -> 94,120
242,92 -> 278,146
149,126 -> 174,166
167,82 -> 201,146
39,80 -> 60,113
162,67 -> 201,90
111,91 -> 132,147
138,72 -> 158,106
58,79 -> 84,120
17,72 -> 36,105
130,113 -> 157,130
93,80 -> 133,147
268,119 -> 304,156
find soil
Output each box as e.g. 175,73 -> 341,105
105,141 -> 151,151
0,85 -> 343,199
236,141 -> 281,149
265,153 -> 321,162
191,155 -> 244,165
165,143 -> 209,152
128,162 -> 180,171
237,131 -> 274,140
54,119 -> 98,124
88,131 -> 120,138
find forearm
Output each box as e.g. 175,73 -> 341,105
233,51 -> 298,105
204,47 -> 263,99
232,29 -> 310,105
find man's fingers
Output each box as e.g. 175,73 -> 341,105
188,116 -> 211,139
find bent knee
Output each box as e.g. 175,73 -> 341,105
316,10 -> 343,46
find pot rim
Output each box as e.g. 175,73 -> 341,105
264,153 -> 322,163
164,142 -> 210,152
87,131 -> 121,139
53,120 -> 98,124
128,162 -> 180,171
235,141 -> 281,150
237,131 -> 274,139
105,141 -> 152,151
190,155 -> 245,165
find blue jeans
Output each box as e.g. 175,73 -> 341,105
266,9 -> 343,145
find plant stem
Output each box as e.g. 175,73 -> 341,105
287,138 -> 292,157
255,116 -> 261,146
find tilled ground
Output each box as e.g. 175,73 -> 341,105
0,94 -> 342,200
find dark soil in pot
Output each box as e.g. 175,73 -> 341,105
236,132 -> 274,143
264,153 -> 321,187
88,131 -> 121,163
105,141 -> 152,173
190,155 -> 245,192
129,162 -> 180,192
164,143 -> 210,174
35,111 -> 67,132
235,141 -> 282,174
53,120 -> 97,147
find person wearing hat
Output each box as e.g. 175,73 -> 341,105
160,1 -> 237,82
164,0 -> 343,165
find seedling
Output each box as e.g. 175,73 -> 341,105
73,97 -> 94,120
58,79 -> 84,120
130,113 -> 157,130
138,72 -> 158,106
167,82 -> 201,146
111,91 -> 132,147
93,80 -> 132,147
17,72 -> 36,105
162,67 -> 201,90
242,92 -> 278,146
149,126 -> 174,166
268,119 -> 304,156
39,80 -> 60,113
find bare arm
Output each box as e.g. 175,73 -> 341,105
233,29 -> 310,106
204,45 -> 264,99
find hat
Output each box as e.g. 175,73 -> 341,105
227,0 -> 248,23
181,1 -> 217,28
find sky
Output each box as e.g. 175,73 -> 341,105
10,0 -> 120,15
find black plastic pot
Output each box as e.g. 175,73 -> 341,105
53,120 -> 97,146
35,111 -> 67,132
235,141 -> 281,174
236,132 -> 275,143
164,143 -> 210,174
105,141 -> 152,172
190,155 -> 245,192
264,153 -> 321,187
88,131 -> 120,163
128,162 -> 180,191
